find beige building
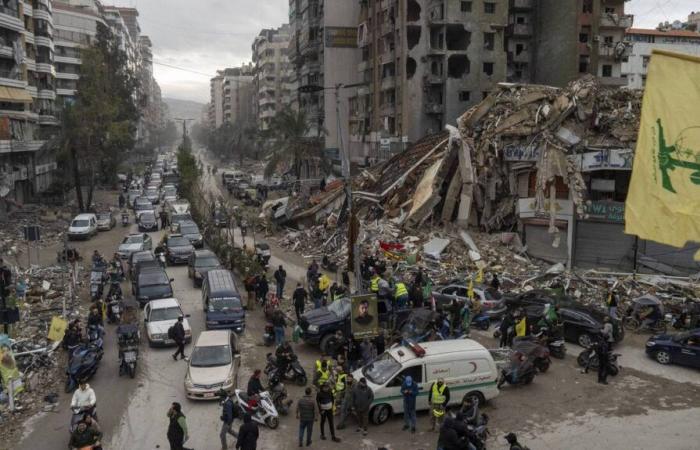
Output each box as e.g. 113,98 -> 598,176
208,65 -> 254,129
252,25 -> 291,130
209,74 -> 224,128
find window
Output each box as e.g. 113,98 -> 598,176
482,62 -> 494,75
459,91 -> 470,102
579,33 -> 589,43
516,43 -> 525,55
484,2 -> 495,14
604,7 -> 615,13
579,55 -> 590,73
461,1 -> 472,12
602,64 -> 612,77
482,91 -> 489,100
516,16 -> 525,24
582,0 -> 593,13
642,55 -> 650,68
604,36 -> 613,44
483,32 -> 495,50
387,365 -> 423,387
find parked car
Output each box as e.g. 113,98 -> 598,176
185,330 -> 240,400
165,234 -> 195,265
128,250 -> 156,281
133,197 -> 155,217
176,221 -> 204,248
646,329 -> 700,368
137,211 -> 159,232
117,233 -> 153,260
67,213 -> 98,240
431,282 -> 507,319
201,270 -> 245,332
187,249 -> 222,287
96,211 -> 116,231
144,298 -> 191,346
134,267 -> 174,306
162,186 -> 177,203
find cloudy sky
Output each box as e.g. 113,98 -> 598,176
111,0 -> 698,104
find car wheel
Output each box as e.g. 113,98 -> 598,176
654,350 -> 672,365
577,333 -> 593,348
265,416 -> 279,429
319,334 -> 335,355
462,391 -> 485,407
370,404 -> 392,425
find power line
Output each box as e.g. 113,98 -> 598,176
140,17 -> 257,37
153,60 -> 213,77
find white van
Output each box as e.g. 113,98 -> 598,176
354,340 -> 499,425
67,213 -> 98,240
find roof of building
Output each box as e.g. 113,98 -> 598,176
626,28 -> 700,38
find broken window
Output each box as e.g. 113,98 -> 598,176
406,57 -> 416,79
459,90 -> 470,102
604,35 -> 613,44
582,0 -> 593,13
448,55 -> 469,77
483,32 -> 495,51
461,1 -> 472,12
482,91 -> 489,100
407,0 -> 421,22
579,33 -> 589,43
431,60 -> 443,76
484,2 -> 495,14
430,28 -> 445,50
482,62 -> 494,76
446,25 -> 470,50
382,62 -> 395,78
515,43 -> 525,55
579,55 -> 590,73
407,25 -> 421,50
602,64 -> 612,77
516,16 -> 525,24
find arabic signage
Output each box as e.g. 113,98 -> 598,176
518,197 -> 573,220
325,27 -> 358,48
503,145 -> 541,162
582,200 -> 625,223
577,149 -> 633,172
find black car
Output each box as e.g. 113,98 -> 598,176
128,250 -> 155,281
646,329 -> 700,368
133,267 -> 174,307
165,234 -> 195,265
138,211 -> 159,232
187,249 -> 222,287
176,221 -> 203,248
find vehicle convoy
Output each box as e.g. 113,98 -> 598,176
201,269 -> 246,332
645,328 -> 700,368
144,298 -> 192,346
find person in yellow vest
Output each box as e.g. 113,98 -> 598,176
318,273 -> 331,306
369,271 -> 380,293
515,313 -> 528,338
428,378 -> 450,432
313,360 -> 332,389
315,353 -> 334,374
333,367 -> 347,413
394,281 -> 409,308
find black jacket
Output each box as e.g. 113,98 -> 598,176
437,426 -> 462,450
247,376 -> 264,396
172,321 -> 185,343
274,269 -> 286,284
293,287 -> 307,306
221,397 -> 236,424
236,421 -> 259,450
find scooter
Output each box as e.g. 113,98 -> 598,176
497,358 -> 536,388
155,251 -> 166,267
69,405 -> 97,434
577,348 -> 621,376
121,212 -> 129,227
264,353 -> 308,386
107,295 -> 123,324
266,375 -> 293,415
233,389 -> 279,429
65,344 -> 103,393
471,313 -> 491,331
263,323 -> 275,347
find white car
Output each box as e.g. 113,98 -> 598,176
144,298 -> 192,346
185,330 -> 240,400
67,213 -> 98,240
117,233 -> 153,259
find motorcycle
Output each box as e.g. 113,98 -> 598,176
86,325 -> 104,350
264,353 -> 308,386
471,313 -> 491,331
107,295 -> 123,324
497,352 -> 536,388
577,347 -> 621,376
512,337 -> 551,373
69,405 -> 97,434
155,251 -> 166,267
266,374 -> 293,415
65,344 -> 103,393
263,323 -> 275,347
465,413 -> 489,450
117,324 -> 140,379
233,389 -> 279,429
121,212 -> 129,227
534,326 -> 567,359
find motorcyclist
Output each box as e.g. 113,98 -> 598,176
437,416 -> 474,450
275,341 -> 295,375
640,305 -> 662,330
459,395 -> 480,425
71,381 -> 97,416
69,420 -> 102,450
63,319 -> 83,349
497,351 -> 528,388
91,251 -> 104,265
246,369 -> 264,397
106,263 -> 122,299
87,306 -> 103,330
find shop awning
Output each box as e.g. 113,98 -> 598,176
0,86 -> 32,103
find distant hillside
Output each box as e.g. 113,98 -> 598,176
163,98 -> 206,124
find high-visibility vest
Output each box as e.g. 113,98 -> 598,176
319,275 -> 330,291
317,368 -> 331,385
394,282 -> 408,299
431,383 -> 447,405
316,359 -> 333,372
370,276 -> 380,292
335,373 -> 346,393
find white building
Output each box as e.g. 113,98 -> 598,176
623,28 -> 700,89
252,25 -> 291,130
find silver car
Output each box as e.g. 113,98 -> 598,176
96,211 -> 116,231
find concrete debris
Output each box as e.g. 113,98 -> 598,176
423,238 -> 451,261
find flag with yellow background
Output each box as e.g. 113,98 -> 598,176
625,50 -> 700,259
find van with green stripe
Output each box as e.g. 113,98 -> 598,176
354,340 -> 499,425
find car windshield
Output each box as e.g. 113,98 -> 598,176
71,219 -> 89,227
123,235 -> 144,244
172,214 -> 191,223
149,306 -> 181,322
146,189 -> 157,195
180,224 -> 199,234
327,299 -> 351,318
190,345 -> 231,367
141,212 -> 156,221
363,352 -> 401,385
168,237 -> 191,247
196,257 -> 220,268
209,297 -> 242,312
97,213 -> 111,220
140,284 -> 172,298
140,270 -> 169,286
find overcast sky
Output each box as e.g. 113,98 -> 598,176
110,0 -> 698,104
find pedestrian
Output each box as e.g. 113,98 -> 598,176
409,281 -> 423,309
311,281 -> 323,309
220,390 -> 238,449
256,275 -> 269,307
244,274 -> 257,311
505,432 -> 527,450
160,208 -> 169,229
460,302 -> 472,337
235,413 -> 259,450
602,316 -> 615,347
336,373 -> 355,430
394,280 -> 409,309
317,382 -> 341,442
607,288 -> 619,319
346,335 -> 361,372
297,387 -> 317,447
351,377 -> 374,436
118,192 -> 126,209
0,257 -> 13,301
274,265 -> 287,300
401,375 -> 418,433
499,311 -> 514,348
171,316 -> 187,361
166,402 -> 189,450
428,377 -> 450,432
271,309 -> 287,346
491,273 -> 500,291
313,359 -> 332,388
598,338 -> 611,385
293,283 -> 308,322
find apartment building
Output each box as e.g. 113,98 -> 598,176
252,24 -> 291,131
209,73 -> 223,128
0,0 -> 60,203
506,0 -> 632,87
348,0 -> 508,162
288,0 -> 361,160
222,65 -> 254,126
622,28 -> 700,89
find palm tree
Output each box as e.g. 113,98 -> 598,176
264,107 -> 325,179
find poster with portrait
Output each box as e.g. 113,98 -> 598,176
351,294 -> 379,339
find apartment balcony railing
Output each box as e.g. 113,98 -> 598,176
600,14 -> 634,29
0,4 -> 19,18
598,41 -> 631,60
0,4 -> 24,33
511,23 -> 533,37
510,0 -> 533,10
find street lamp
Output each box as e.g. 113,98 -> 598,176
298,82 -> 368,293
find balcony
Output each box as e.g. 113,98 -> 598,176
380,103 -> 395,116
423,73 -> 444,85
22,2 -> 32,16
35,36 -> 53,50
511,0 -> 533,10
36,62 -> 53,74
380,77 -> 395,90
0,69 -> 26,88
33,9 -> 52,24
598,76 -> 626,87
0,44 -> 14,58
598,41 -> 631,60
380,49 -> 395,64
511,23 -> 533,37
56,71 -> 79,80
507,50 -> 530,64
0,5 -> 24,33
424,101 -> 444,114
37,88 -> 55,100
26,85 -> 37,96
38,113 -> 58,125
381,21 -> 395,36
23,30 -> 34,45
600,14 -> 634,29
55,55 -> 81,65
0,140 -> 45,154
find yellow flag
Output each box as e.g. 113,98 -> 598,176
475,269 -> 484,283
625,50 -> 700,259
467,278 -> 474,300
47,316 -> 68,342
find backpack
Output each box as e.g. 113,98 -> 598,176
168,325 -> 175,340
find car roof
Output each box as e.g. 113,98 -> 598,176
74,213 -> 96,220
148,298 -> 180,309
194,249 -> 217,258
195,330 -> 230,347
389,340 -> 489,364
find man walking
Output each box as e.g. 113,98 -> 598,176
160,208 -> 169,230
316,382 -> 341,442
297,387 -> 317,447
428,377 -> 450,432
293,283 -> 307,322
598,338 -> 611,385
171,316 -> 187,361
336,374 -> 355,430
274,265 -> 287,300
220,391 -> 238,449
235,414 -> 259,450
401,375 -> 418,433
244,275 -> 257,311
166,402 -> 189,450
271,309 -> 287,346
351,377 -> 374,436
